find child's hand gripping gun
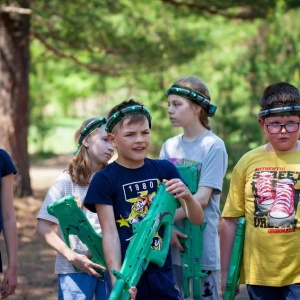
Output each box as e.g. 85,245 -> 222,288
224,217 -> 246,300
108,183 -> 180,300
47,195 -> 106,277
176,165 -> 207,299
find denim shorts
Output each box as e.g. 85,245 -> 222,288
58,273 -> 106,300
247,284 -> 300,300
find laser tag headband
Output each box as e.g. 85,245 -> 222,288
105,105 -> 152,133
166,84 -> 217,117
74,117 -> 106,155
257,106 -> 300,118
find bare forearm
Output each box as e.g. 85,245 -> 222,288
179,194 -> 203,225
3,216 -> 18,269
103,235 -> 122,286
174,207 -> 186,221
220,218 -> 238,279
36,219 -> 76,260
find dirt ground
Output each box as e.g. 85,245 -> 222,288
0,154 -> 250,300
0,154 -> 72,300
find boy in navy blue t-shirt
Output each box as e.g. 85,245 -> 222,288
84,99 -> 203,300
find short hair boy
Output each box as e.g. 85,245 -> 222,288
84,99 -> 203,299
220,82 -> 300,299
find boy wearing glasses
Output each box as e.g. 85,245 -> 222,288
220,82 -> 300,300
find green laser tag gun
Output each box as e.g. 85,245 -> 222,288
47,195 -> 106,277
177,219 -> 207,299
224,217 -> 246,300
108,183 -> 180,300
176,165 -> 208,299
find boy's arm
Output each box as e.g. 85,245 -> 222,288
171,185 -> 211,250
163,178 -> 204,225
220,217 -> 239,297
174,186 -> 213,222
193,186 -> 213,208
96,204 -> 122,286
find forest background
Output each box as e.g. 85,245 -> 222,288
1,1 -> 300,299
2,0 -> 300,201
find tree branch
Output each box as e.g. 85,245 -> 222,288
31,30 -> 122,76
1,5 -> 32,15
160,0 -> 267,19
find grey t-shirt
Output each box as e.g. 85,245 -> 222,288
37,172 -> 101,274
160,130 -> 228,270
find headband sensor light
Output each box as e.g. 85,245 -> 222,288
74,117 -> 106,155
166,85 -> 217,117
258,106 -> 300,118
105,105 -> 152,133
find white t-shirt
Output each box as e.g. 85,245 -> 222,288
37,171 -> 101,274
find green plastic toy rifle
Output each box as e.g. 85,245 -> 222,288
176,165 -> 207,299
108,183 -> 180,300
47,195 -> 106,277
224,217 -> 246,300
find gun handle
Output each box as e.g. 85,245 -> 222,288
109,277 -> 130,300
148,211 -> 174,267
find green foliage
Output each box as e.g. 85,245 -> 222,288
26,0 -> 300,202
29,116 -> 84,155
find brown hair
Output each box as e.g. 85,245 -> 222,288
174,76 -> 211,129
259,82 -> 300,118
107,99 -> 150,132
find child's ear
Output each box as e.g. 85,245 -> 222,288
82,137 -> 89,148
192,103 -> 201,114
258,118 -> 265,130
108,133 -> 116,147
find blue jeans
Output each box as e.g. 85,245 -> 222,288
58,273 -> 106,300
247,284 -> 300,300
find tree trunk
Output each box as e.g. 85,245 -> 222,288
0,1 -> 32,197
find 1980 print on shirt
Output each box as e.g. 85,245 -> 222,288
119,178 -> 158,223
253,168 -> 300,229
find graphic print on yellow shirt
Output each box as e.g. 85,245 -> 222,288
253,169 -> 300,228
116,178 -> 164,250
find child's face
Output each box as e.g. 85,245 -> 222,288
167,95 -> 201,128
84,126 -> 114,167
108,117 -> 151,168
258,115 -> 300,152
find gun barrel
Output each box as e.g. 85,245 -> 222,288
109,279 -> 129,300
47,195 -> 106,275
224,217 -> 246,300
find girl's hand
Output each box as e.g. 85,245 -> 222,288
70,253 -> 105,277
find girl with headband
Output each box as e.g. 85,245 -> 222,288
36,118 -> 115,299
160,75 -> 228,300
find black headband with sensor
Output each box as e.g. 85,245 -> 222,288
105,105 -> 152,133
166,84 -> 217,117
258,106 -> 300,118
74,117 -> 106,155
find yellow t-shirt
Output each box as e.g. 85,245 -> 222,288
222,145 -> 300,286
